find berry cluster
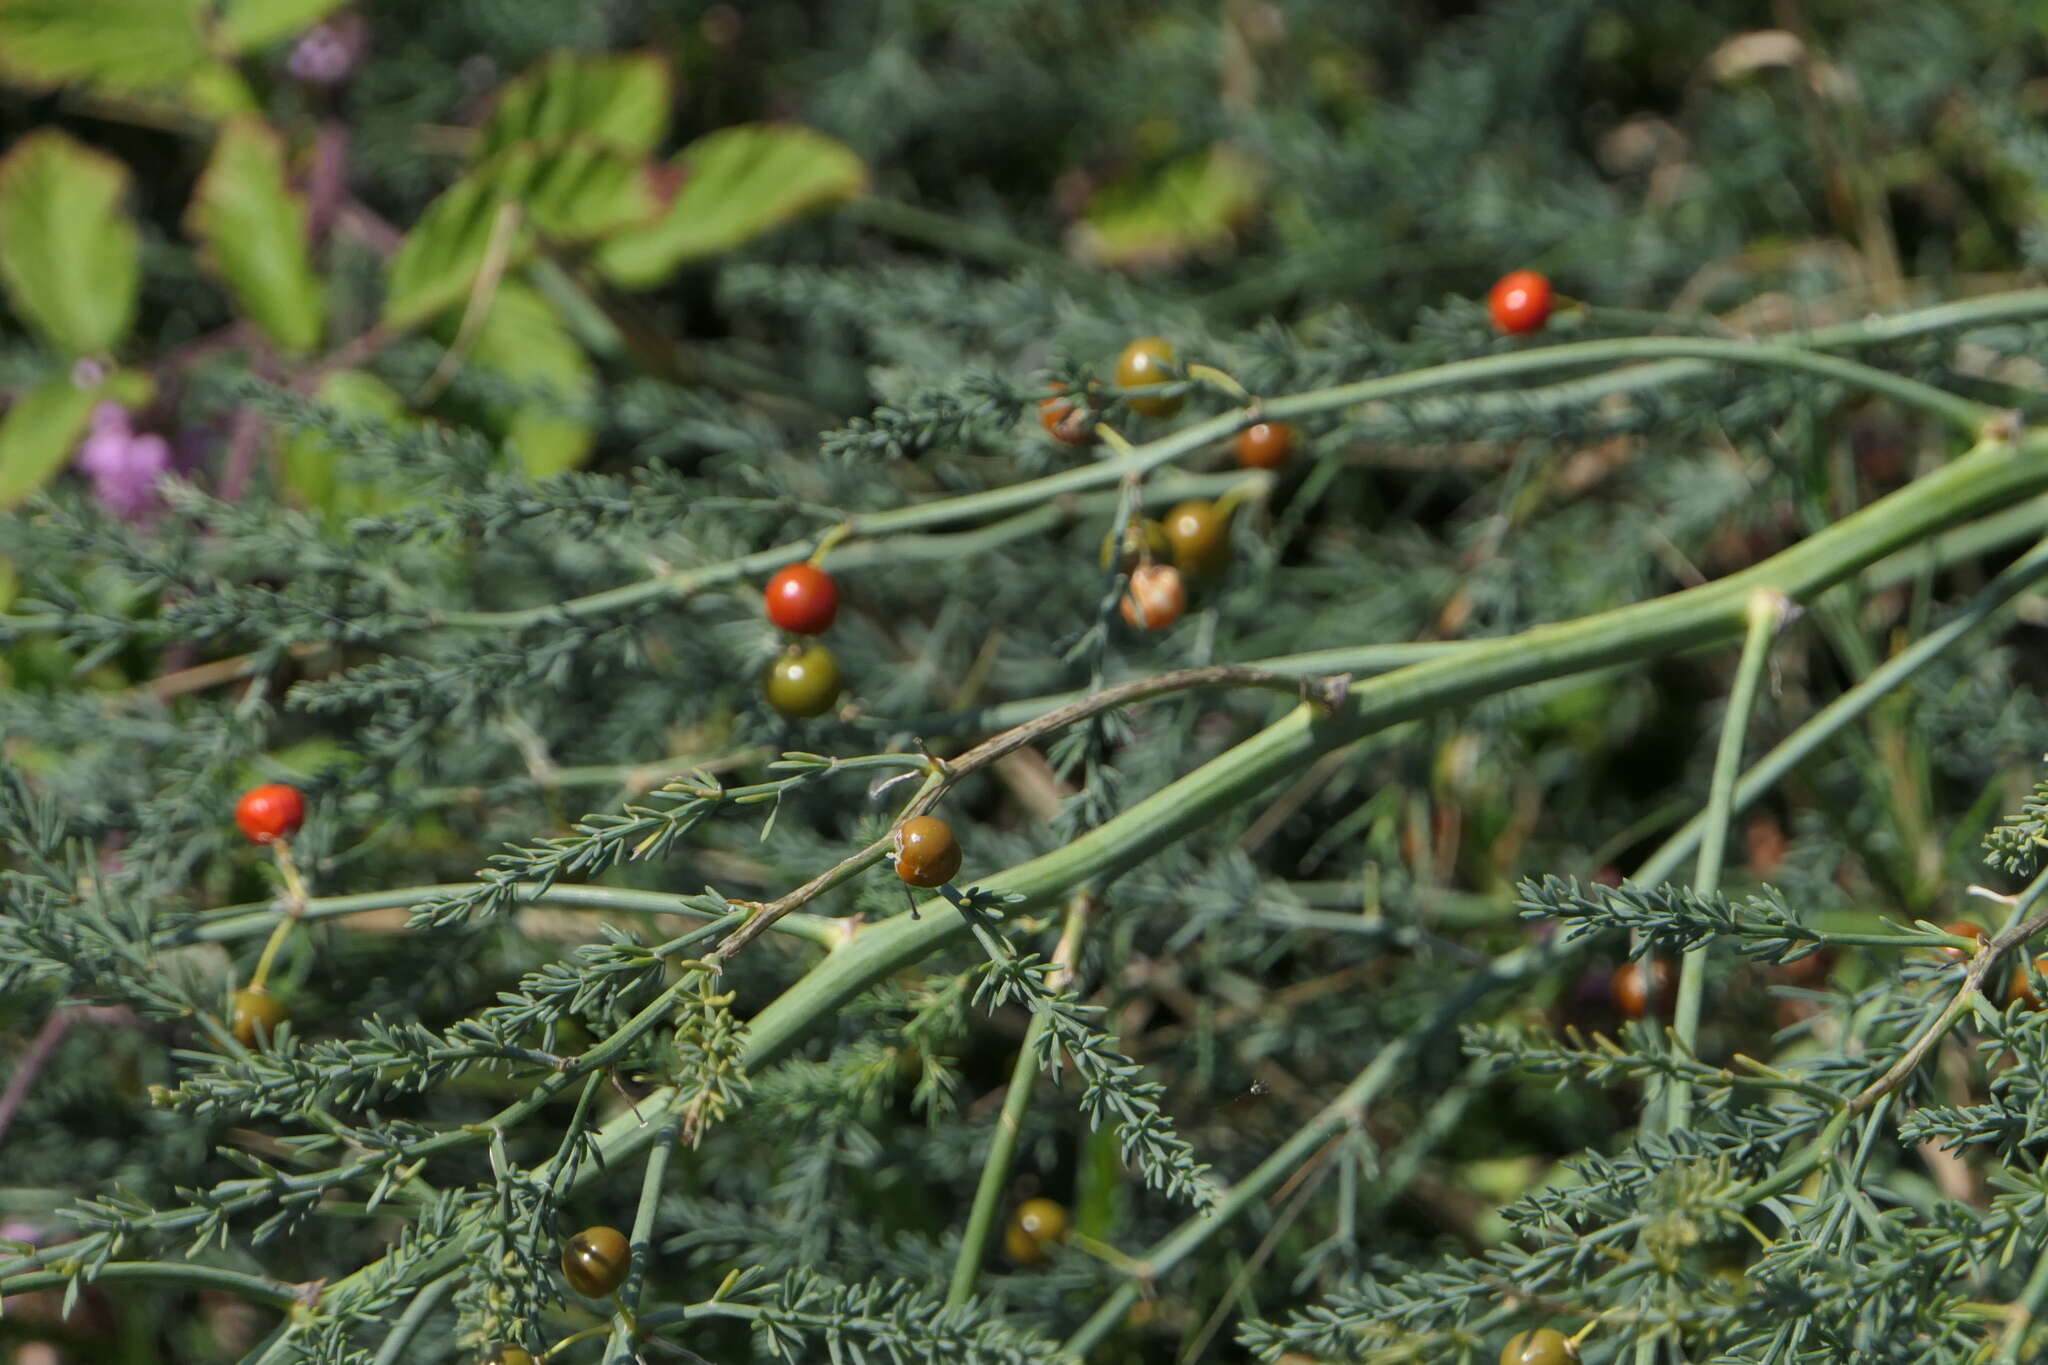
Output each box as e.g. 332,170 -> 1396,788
761,560 -> 845,719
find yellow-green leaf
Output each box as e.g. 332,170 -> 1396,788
214,0 -> 348,51
188,118 -> 326,355
0,370 -> 152,509
1073,144 -> 1264,270
383,139 -> 661,330
0,0 -> 210,95
281,369 -> 411,525
458,280 -> 596,478
595,123 -> 868,288
0,131 -> 141,355
476,51 -> 672,161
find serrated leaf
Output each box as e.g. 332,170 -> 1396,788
0,370 -> 151,509
1073,144 -> 1264,270
595,123 -> 868,288
477,51 -> 672,161
214,0 -> 348,51
0,131 -> 141,355
456,279 -> 595,477
281,369 -> 410,524
0,0 -> 210,94
383,139 -> 661,330
188,119 -> 325,355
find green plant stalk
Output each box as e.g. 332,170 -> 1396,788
0,1260 -> 302,1306
944,898 -> 1090,1307
430,314 -> 2016,632
369,1269 -> 458,1365
183,884 -> 844,950
1662,590 -> 1788,1133
19,417 -> 2045,1325
563,426 -> 2048,1182
604,1106 -> 684,1365
1060,944 -> 1552,1359
1632,531 -> 2048,888
1995,1235 -> 2048,1363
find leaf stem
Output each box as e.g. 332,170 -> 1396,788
1662,589 -> 1791,1132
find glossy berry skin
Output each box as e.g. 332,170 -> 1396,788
235,784 -> 304,845
1236,420 -> 1296,471
1163,500 -> 1230,578
1500,1328 -> 1578,1365
764,644 -> 842,719
561,1225 -> 630,1298
1115,336 -> 1183,418
1039,383 -> 1094,445
895,816 -> 962,888
763,563 -> 839,635
1099,518 -> 1172,573
1004,1197 -> 1070,1265
481,1349 -> 536,1365
1488,270 -> 1554,335
1120,562 -> 1186,631
231,986 -> 287,1047
1612,957 -> 1675,1020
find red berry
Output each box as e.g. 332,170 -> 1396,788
1039,383 -> 1095,446
1120,563 -> 1186,631
1235,421 -> 1295,470
1488,269 -> 1554,335
235,784 -> 304,845
1612,957 -> 1675,1020
764,563 -> 840,635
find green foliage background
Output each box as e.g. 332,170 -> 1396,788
6,1 -> 2048,1362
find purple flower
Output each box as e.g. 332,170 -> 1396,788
288,16 -> 366,86
75,405 -> 171,519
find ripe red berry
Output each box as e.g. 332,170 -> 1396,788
235,784 -> 305,845
1236,421 -> 1296,471
1612,957 -> 1675,1020
561,1225 -> 631,1298
895,816 -> 962,888
1488,269 -> 1554,335
1039,383 -> 1094,445
1115,336 -> 1183,418
1120,563 -> 1186,630
764,563 -> 840,635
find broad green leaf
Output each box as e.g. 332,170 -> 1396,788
458,280 -> 596,478
1073,144 -> 1264,270
476,51 -> 672,161
595,124 -> 869,288
183,60 -> 261,118
215,0 -> 348,51
188,119 -> 326,355
383,139 -> 661,330
0,555 -> 15,610
0,131 -> 141,355
0,0 -> 210,94
281,369 -> 410,524
0,370 -> 152,509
